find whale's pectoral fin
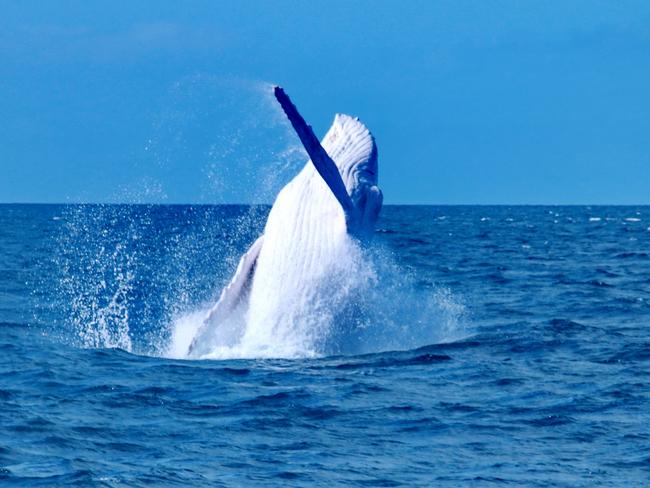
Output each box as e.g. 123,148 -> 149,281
187,235 -> 264,356
274,86 -> 355,222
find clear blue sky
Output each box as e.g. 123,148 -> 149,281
2,1 -> 649,204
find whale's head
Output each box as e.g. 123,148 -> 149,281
322,114 -> 383,235
273,86 -> 382,236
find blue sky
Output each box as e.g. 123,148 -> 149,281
1,1 -> 649,204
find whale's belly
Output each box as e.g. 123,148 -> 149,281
243,166 -> 348,352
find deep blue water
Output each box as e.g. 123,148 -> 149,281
1,204 -> 649,486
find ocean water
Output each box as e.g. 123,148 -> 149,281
1,204 -> 649,486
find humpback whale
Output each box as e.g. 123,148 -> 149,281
187,87 -> 382,357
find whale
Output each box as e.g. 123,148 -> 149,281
187,86 -> 382,357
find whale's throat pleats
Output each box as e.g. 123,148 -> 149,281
243,165 -> 349,351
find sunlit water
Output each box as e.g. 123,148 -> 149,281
1,204 -> 649,486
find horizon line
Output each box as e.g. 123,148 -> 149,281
1,202 -> 649,207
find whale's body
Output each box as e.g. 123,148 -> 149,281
188,88 -> 382,358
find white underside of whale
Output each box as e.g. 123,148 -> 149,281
186,104 -> 379,358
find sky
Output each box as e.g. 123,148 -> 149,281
1,0 -> 649,204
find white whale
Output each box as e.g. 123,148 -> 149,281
187,87 -> 382,357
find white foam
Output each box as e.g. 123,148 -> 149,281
166,309 -> 208,359
169,242 -> 468,360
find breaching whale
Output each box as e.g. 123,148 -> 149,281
187,87 -> 382,357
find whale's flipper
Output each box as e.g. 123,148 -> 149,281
274,86 -> 355,222
187,235 -> 264,356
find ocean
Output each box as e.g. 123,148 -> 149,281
1,204 -> 648,486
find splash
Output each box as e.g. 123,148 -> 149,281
51,204 -> 263,354
52,203 -> 467,358
55,205 -> 137,351
168,237 -> 467,360
49,77 -> 468,359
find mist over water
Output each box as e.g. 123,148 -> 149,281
110,77 -> 305,205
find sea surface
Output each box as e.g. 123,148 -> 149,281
1,204 -> 649,486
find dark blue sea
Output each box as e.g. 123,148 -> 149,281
1,204 -> 649,486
